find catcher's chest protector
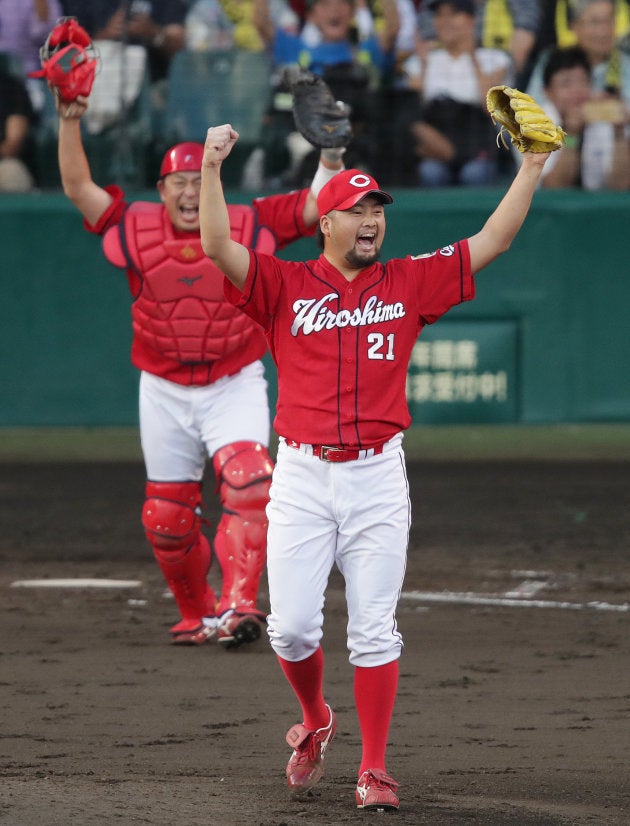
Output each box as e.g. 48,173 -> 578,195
103,203 -> 274,364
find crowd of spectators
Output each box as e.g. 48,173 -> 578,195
1,0 -> 630,191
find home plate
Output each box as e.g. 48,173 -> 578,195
11,578 -> 142,589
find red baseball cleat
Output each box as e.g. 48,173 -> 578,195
216,609 -> 266,649
285,705 -> 336,794
355,768 -> 400,811
170,616 -> 217,645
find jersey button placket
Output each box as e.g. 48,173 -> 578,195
339,296 -> 358,442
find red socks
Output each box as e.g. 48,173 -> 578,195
278,647 -> 399,772
354,659 -> 399,775
277,646 -> 329,730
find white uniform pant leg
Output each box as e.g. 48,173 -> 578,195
266,441 -> 339,662
197,361 -> 271,455
335,441 -> 410,667
139,362 -> 271,481
139,371 -> 206,481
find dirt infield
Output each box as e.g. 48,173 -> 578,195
1,459 -> 629,825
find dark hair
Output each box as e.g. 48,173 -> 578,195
567,0 -> 614,26
543,46 -> 591,88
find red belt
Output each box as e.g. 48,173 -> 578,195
285,439 -> 386,463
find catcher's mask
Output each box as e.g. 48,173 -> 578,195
160,143 -> 205,178
317,169 -> 393,217
29,17 -> 99,103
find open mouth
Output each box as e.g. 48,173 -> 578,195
357,231 -> 376,250
178,204 -> 199,223
324,17 -> 346,33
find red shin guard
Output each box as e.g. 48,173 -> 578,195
212,442 -> 273,615
142,481 -> 217,622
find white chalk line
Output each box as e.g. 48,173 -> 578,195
401,590 -> 630,613
9,577 -> 629,613
10,578 -> 142,589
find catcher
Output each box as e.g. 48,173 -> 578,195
42,18 -> 351,647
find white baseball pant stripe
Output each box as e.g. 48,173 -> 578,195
266,433 -> 410,667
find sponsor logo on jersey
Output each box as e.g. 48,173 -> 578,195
178,274 -> 203,287
180,244 -> 198,260
410,243 -> 455,260
291,293 -> 405,336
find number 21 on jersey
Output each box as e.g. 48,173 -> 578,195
367,332 -> 395,361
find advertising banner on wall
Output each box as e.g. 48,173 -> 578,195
407,320 -> 518,423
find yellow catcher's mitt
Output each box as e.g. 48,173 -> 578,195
486,85 -> 566,153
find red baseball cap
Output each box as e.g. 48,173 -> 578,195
159,142 -> 204,177
317,169 -> 393,217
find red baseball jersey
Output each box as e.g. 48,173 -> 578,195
225,241 -> 475,449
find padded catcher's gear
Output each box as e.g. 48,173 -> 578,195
486,85 -> 566,153
29,17 -> 98,103
142,481 -> 217,626
283,66 -> 353,149
212,442 -> 273,615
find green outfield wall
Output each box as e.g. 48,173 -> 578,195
1,187 -> 628,427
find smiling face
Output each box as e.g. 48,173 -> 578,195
309,0 -> 354,42
320,195 -> 386,276
545,65 -> 592,118
432,3 -> 475,50
157,171 -> 203,232
572,0 -> 616,64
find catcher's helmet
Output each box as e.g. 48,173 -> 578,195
160,143 -> 204,178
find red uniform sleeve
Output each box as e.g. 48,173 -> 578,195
251,188 -> 316,250
410,239 -> 474,323
224,250 -> 289,331
82,185 -> 127,236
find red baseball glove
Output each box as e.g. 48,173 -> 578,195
29,17 -> 99,103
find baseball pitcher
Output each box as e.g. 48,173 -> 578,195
197,87 -> 561,808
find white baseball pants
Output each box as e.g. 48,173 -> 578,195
266,433 -> 410,667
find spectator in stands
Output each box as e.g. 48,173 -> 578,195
416,0 -> 540,87
253,0 -> 398,77
340,0 -> 418,88
405,0 -> 511,187
358,0 -> 425,184
536,0 -> 629,54
185,0 -> 299,52
0,0 -> 63,112
61,0 -> 187,84
60,2 -> 188,140
527,0 -> 630,107
0,68 -> 36,191
252,0 -> 399,182
535,45 -> 630,189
